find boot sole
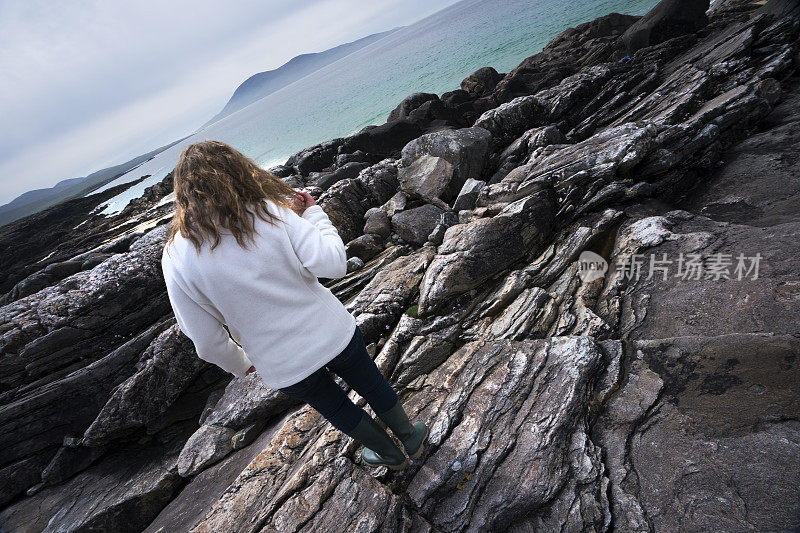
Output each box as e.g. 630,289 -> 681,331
364,457 -> 408,470
406,425 -> 429,460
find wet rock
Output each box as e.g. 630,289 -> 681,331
0,177 -> 152,294
0,260 -> 84,305
391,204 -> 446,245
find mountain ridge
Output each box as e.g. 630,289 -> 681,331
203,28 -> 401,127
0,28 -> 401,228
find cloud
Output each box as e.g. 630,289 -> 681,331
0,0 -> 457,204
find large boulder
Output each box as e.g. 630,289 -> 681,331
397,155 -> 454,208
622,0 -> 710,55
387,92 -> 439,122
341,118 -> 424,159
460,66 -> 502,96
400,127 -> 492,201
418,188 -> 555,314
317,159 -> 400,243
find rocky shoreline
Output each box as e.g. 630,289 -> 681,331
1,0 -> 799,531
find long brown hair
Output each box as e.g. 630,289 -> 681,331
166,140 -> 297,253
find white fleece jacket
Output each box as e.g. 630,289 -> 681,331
161,199 -> 356,388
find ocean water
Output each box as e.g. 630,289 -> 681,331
93,0 -> 659,214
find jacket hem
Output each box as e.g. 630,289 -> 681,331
260,318 -> 357,389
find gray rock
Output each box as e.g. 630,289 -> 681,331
380,191 -> 408,217
488,125 -> 566,184
401,127 -> 492,197
346,256 -> 365,273
478,65 -> 613,143
623,0 -> 710,55
398,155 -> 454,208
387,92 -> 439,122
363,206 -> 381,220
3,4 -> 800,531
190,336 -> 608,532
335,150 -> 368,166
427,224 -> 447,245
347,247 -> 437,343
460,66 -> 502,96
362,208 -> 391,238
345,234 -> 384,261
452,178 -> 486,212
0,437 -> 184,533
177,424 -> 236,477
202,372 -> 300,430
309,161 -> 370,190
391,204 -> 446,245
81,324 -> 208,447
317,159 -> 400,243
418,188 -> 555,314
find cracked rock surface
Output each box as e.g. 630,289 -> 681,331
1,0 -> 798,531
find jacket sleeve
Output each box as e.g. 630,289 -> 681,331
163,274 -> 253,378
280,203 -> 348,279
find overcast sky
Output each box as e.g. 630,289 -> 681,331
0,0 -> 459,205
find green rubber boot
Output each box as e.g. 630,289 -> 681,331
346,411 -> 408,470
376,401 -> 428,460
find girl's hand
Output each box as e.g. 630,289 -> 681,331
246,365 -> 256,375
290,189 -> 316,215
290,192 -> 304,215
292,190 -> 317,216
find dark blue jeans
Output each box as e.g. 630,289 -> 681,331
278,324 -> 399,434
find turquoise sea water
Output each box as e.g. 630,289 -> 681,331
95,0 -> 658,213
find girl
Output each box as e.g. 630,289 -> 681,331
161,141 -> 427,470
